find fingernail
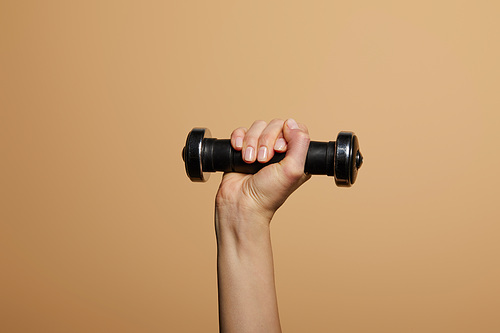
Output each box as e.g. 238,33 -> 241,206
258,146 -> 267,162
244,147 -> 254,162
235,137 -> 243,148
287,118 -> 299,129
274,138 -> 286,151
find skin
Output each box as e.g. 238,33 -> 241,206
215,118 -> 311,333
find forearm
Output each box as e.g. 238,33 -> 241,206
215,209 -> 281,333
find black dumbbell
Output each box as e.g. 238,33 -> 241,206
182,128 -> 363,187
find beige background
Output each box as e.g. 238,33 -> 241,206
1,1 -> 499,332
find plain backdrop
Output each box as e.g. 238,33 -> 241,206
1,1 -> 499,332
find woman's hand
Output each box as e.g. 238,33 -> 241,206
216,118 -> 311,225
215,118 -> 311,333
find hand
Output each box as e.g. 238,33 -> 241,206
215,118 -> 311,227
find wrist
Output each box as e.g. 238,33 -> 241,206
215,202 -> 273,249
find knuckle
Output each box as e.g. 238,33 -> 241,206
283,165 -> 304,181
258,133 -> 273,146
252,120 -> 267,127
231,127 -> 244,138
296,131 -> 310,143
234,127 -> 246,135
243,134 -> 257,146
292,167 -> 306,180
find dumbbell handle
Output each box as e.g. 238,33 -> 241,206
202,139 -> 336,176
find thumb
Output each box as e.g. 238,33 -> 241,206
278,118 -> 310,183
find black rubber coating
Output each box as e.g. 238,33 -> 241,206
182,127 -> 363,187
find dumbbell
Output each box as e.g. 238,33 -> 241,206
182,127 -> 363,187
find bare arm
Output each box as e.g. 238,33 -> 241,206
215,118 -> 311,333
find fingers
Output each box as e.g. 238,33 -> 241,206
257,119 -> 285,162
230,127 -> 247,150
230,119 -> 305,166
242,120 -> 268,163
230,119 -> 289,164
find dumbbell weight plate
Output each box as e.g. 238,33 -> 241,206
334,132 -> 362,186
182,128 -> 212,182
